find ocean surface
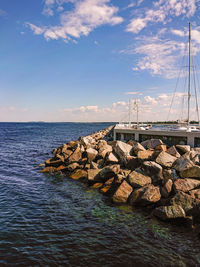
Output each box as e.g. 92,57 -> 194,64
1,122 -> 200,267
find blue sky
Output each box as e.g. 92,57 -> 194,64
1,0 -> 200,122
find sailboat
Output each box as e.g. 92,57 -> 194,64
170,22 -> 200,132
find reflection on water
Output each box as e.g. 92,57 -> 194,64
0,122 -> 200,266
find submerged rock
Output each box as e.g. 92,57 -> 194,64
153,205 -> 185,220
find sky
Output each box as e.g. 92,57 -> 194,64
1,0 -> 200,122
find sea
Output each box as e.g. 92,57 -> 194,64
0,122 -> 200,267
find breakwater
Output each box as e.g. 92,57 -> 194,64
41,125 -> 200,231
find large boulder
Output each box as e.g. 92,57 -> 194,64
130,184 -> 161,206
173,157 -> 194,172
141,139 -> 163,149
68,146 -> 82,163
141,161 -> 163,184
162,169 -> 179,181
98,143 -> 112,158
167,146 -> 181,158
125,156 -> 140,170
180,166 -> 200,178
99,164 -> 120,180
176,145 -> 190,154
128,140 -> 146,155
137,150 -> 154,161
174,178 -> 200,192
70,169 -> 88,180
87,169 -> 101,182
114,141 -> 133,163
155,151 -> 177,168
170,191 -> 200,214
161,179 -> 173,198
80,136 -> 96,149
86,148 -> 98,162
112,180 -> 133,203
106,152 -> 119,164
128,170 -> 152,188
153,205 -> 185,220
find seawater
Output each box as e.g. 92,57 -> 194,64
0,122 -> 200,267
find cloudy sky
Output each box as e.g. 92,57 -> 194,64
1,0 -> 200,122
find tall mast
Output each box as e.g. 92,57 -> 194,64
187,22 -> 191,126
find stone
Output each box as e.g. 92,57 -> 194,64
52,148 -> 57,155
155,151 -> 177,168
105,177 -> 114,185
174,178 -> 200,192
173,157 -> 194,172
90,161 -> 99,169
112,181 -> 133,203
56,165 -> 68,171
63,150 -> 73,159
86,148 -> 98,162
128,170 -> 152,188
137,150 -> 154,161
125,156 -> 140,170
40,166 -> 58,173
70,169 -> 88,180
45,158 -> 63,168
180,166 -> 200,178
141,139 -> 163,149
115,174 -> 125,184
161,179 -> 173,198
91,183 -> 103,189
130,184 -> 161,206
189,189 -> 200,199
68,147 -> 82,163
176,145 -> 191,153
155,144 -> 167,151
80,136 -> 96,149
56,154 -> 65,162
162,169 -> 179,181
67,162 -> 80,171
153,205 -> 185,220
129,140 -> 146,155
99,164 -> 120,180
100,185 -> 111,194
167,146 -> 181,158
87,169 -> 101,181
142,161 -> 163,184
99,145 -> 112,158
106,152 -> 119,163
170,191 -> 200,214
182,151 -> 199,165
114,141 -> 133,163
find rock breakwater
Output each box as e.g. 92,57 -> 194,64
40,126 -> 200,231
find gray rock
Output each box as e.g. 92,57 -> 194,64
86,148 -> 98,162
114,141 -> 133,163
142,161 -> 163,184
173,157 -> 194,172
106,152 -> 119,163
180,165 -> 200,178
167,146 -> 181,158
176,145 -> 191,153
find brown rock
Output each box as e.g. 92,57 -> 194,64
86,147 -> 98,162
176,145 -> 191,153
112,180 -> 133,203
45,158 -> 63,168
174,178 -> 200,192
141,139 -> 163,149
56,165 -> 68,171
129,140 -> 146,155
105,177 -> 114,185
155,144 -> 167,151
67,162 -> 80,171
68,146 -> 82,163
128,170 -> 152,188
180,166 -> 200,178
40,167 -> 58,173
162,169 -> 179,181
100,185 -> 111,194
90,161 -> 99,169
142,161 -> 163,184
99,144 -> 112,158
63,150 -> 73,159
189,189 -> 200,199
70,169 -> 87,180
170,191 -> 200,214
155,151 -> 177,168
125,156 -> 140,170
87,169 -> 101,181
167,146 -> 181,158
137,150 -> 154,161
106,152 -> 119,163
91,183 -> 103,189
130,184 -> 161,206
99,164 -> 120,180
153,205 -> 185,220
161,179 -> 173,198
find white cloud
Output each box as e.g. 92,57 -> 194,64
125,91 -> 142,95
28,0 -> 123,41
126,0 -> 197,34
171,29 -> 185,37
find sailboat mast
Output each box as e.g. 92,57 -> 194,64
187,22 -> 191,126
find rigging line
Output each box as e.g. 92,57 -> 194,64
179,66 -> 188,121
167,43 -> 187,121
192,57 -> 200,123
